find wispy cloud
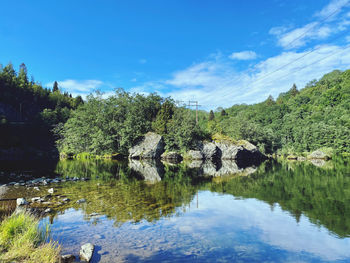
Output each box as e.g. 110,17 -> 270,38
270,0 -> 350,49
134,44 -> 350,110
229,51 -> 257,60
46,79 -> 105,97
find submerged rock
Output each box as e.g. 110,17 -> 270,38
16,198 -> 28,206
61,254 -> 75,263
80,243 -> 94,262
129,132 -> 165,159
77,198 -> 86,204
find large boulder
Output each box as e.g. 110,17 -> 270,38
214,139 -> 265,166
201,142 -> 221,160
214,141 -> 242,160
129,132 -> 165,159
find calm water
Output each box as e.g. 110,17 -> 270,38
1,157 -> 350,262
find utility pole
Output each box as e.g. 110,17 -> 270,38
187,101 -> 201,124
176,100 -> 201,125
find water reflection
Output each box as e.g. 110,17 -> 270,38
1,157 -> 350,262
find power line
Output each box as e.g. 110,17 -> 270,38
249,28 -> 350,86
281,0 -> 349,49
256,44 -> 350,88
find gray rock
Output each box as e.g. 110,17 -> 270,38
31,197 -> 42,202
202,142 -> 220,160
80,243 -> 94,262
214,141 -> 243,160
77,198 -> 86,204
129,132 -> 165,159
187,150 -> 203,160
61,254 -> 76,263
308,150 -> 331,160
16,198 -> 28,206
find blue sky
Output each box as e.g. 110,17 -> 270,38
1,0 -> 350,110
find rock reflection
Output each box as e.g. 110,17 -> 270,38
186,159 -> 257,177
129,160 -> 163,183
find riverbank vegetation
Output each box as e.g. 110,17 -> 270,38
1,62 -> 349,157
0,212 -> 60,263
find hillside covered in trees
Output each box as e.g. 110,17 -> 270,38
1,63 -> 349,158
205,69 -> 350,155
0,63 -> 83,157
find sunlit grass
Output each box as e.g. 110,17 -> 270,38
0,212 -> 60,263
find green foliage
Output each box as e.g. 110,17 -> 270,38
204,69 -> 350,154
0,62 -> 81,151
0,212 -> 60,263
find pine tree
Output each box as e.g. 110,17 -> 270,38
209,110 -> 215,121
53,81 -> 59,92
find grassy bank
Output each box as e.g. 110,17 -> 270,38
0,212 -> 60,263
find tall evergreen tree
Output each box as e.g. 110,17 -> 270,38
53,81 -> 59,92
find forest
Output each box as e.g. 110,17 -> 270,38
0,62 -> 349,157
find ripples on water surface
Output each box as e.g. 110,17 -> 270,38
1,157 -> 350,262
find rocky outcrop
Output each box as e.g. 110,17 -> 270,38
308,150 -> 331,160
129,160 -> 163,183
129,132 -> 165,159
201,142 -> 221,160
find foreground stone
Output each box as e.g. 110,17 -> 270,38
80,243 -> 94,262
129,132 -> 165,159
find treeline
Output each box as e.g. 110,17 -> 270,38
205,69 -> 350,155
55,90 -> 206,155
0,63 -> 83,150
1,62 -> 349,156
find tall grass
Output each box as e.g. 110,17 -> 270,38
0,212 -> 60,263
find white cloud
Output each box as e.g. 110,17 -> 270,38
229,51 -> 257,60
270,0 -> 350,49
46,79 -> 105,98
315,0 -> 349,19
133,44 -> 350,110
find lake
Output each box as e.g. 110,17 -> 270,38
0,157 -> 350,262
